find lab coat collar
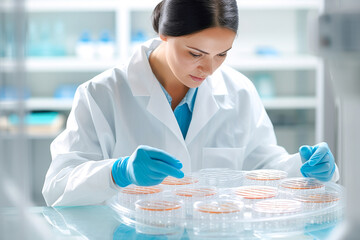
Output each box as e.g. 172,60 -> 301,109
126,38 -> 230,146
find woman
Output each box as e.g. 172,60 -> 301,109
43,0 -> 338,206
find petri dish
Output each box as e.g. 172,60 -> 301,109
199,168 -> 244,188
135,199 -> 185,235
161,176 -> 199,186
279,178 -> 325,195
293,192 -> 342,224
194,199 -> 244,215
118,185 -> 163,210
193,199 -> 245,234
245,169 -> 288,186
254,199 -> 302,215
252,199 -> 304,232
174,187 -> 218,216
234,185 -> 278,201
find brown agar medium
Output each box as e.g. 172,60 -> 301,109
121,186 -> 163,195
118,186 -> 163,210
245,169 -> 288,186
175,187 -> 217,198
194,200 -> 244,214
234,185 -> 278,200
136,199 -> 182,212
161,176 -> 199,186
279,178 -> 325,194
135,199 -> 185,235
175,187 -> 218,216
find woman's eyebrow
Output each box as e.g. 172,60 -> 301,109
186,46 -> 232,55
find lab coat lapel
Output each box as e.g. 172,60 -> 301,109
127,39 -> 185,145
146,82 -> 185,144
185,71 -> 228,144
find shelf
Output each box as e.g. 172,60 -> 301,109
0,97 -> 315,112
25,57 -> 118,72
5,0 -> 321,12
226,55 -> 321,70
26,1 -> 119,12
237,0 -> 322,10
0,98 -> 73,111
0,131 -> 61,140
262,97 -> 317,109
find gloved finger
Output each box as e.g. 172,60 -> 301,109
311,174 -> 332,182
300,162 -> 331,174
149,160 -> 185,179
308,143 -> 329,166
141,146 -> 183,168
147,171 -> 168,180
299,145 -> 313,164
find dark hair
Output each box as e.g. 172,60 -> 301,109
152,0 -> 238,36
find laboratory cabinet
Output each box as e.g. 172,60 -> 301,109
0,0 -> 325,205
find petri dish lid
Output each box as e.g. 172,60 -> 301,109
161,176 -> 199,185
120,186 -> 162,195
254,199 -> 302,214
293,192 -> 340,203
175,187 -> 217,198
280,178 -> 324,190
245,169 -> 288,181
135,199 -> 182,212
234,186 -> 278,199
194,200 -> 244,214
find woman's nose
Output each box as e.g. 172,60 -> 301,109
198,58 -> 214,76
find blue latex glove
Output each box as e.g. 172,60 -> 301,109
112,145 -> 184,187
299,142 -> 335,182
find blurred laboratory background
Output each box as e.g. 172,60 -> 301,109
0,0 -> 340,207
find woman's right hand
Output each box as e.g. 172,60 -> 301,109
112,145 -> 184,187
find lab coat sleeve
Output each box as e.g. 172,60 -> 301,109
42,82 -> 121,206
241,83 -> 340,182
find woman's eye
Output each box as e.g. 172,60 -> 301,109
189,52 -> 201,58
218,52 -> 227,57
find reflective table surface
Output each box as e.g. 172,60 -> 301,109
0,205 -> 340,240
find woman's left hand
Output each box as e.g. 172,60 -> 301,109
299,142 -> 336,182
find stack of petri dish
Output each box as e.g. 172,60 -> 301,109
193,199 -> 244,236
135,198 -> 185,235
293,192 -> 342,224
253,199 -> 303,232
198,168 -> 244,188
174,186 -> 218,216
279,178 -> 325,197
244,169 -> 288,187
118,185 -> 163,211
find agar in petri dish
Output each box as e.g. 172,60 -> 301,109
118,185 -> 163,210
175,187 -> 218,216
245,169 -> 288,186
120,186 -> 163,195
136,199 -> 183,212
294,192 -> 340,205
194,199 -> 244,215
161,176 -> 199,186
135,199 -> 185,235
279,178 -> 325,194
234,185 -> 278,200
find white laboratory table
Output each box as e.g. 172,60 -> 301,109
0,205 -> 341,240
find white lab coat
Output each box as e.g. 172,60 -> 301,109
42,38 -> 335,206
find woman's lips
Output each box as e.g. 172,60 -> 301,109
190,75 -> 205,82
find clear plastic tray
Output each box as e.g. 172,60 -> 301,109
107,169 -> 345,238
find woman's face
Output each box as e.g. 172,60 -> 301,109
162,27 -> 236,88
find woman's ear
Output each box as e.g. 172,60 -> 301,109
159,34 -> 168,42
